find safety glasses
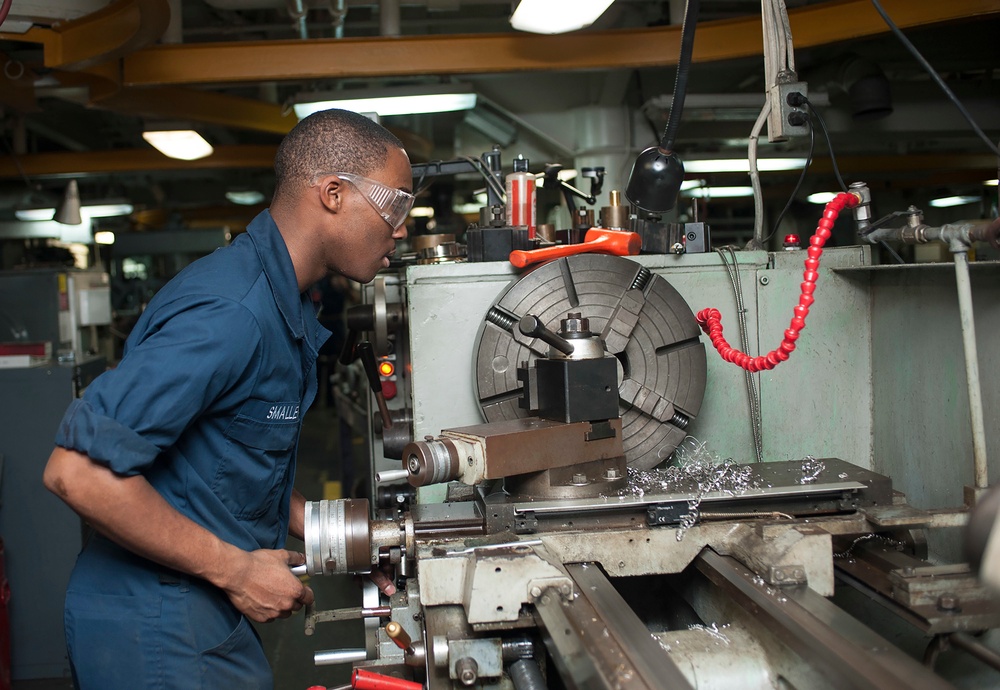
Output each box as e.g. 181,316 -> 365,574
326,172 -> 414,230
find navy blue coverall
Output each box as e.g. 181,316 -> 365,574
55,210 -> 330,689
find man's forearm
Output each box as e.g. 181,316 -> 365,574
43,447 -> 245,588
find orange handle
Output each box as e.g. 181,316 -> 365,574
509,228 -> 641,268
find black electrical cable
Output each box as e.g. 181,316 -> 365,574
870,0 -> 1000,158
0,134 -> 32,189
659,0 -> 699,151
802,98 -> 848,193
795,100 -> 906,265
766,119 -> 815,244
460,155 -> 505,201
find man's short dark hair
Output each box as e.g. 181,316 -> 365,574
273,109 -> 405,200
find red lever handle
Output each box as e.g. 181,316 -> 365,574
352,667 -> 423,690
510,228 -> 641,268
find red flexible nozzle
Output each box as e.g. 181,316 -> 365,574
696,192 -> 860,372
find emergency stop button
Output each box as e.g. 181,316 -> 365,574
381,381 -> 397,400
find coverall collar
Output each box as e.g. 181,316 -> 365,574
246,209 -> 306,340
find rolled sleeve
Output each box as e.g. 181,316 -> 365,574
56,296 -> 262,476
55,399 -> 162,476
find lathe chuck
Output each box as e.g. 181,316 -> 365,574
474,254 -> 707,470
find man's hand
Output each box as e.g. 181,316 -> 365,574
220,549 -> 314,623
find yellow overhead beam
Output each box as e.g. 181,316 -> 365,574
0,145 -> 277,178
98,88 -> 296,135
2,0 -> 169,71
122,0 -> 1000,86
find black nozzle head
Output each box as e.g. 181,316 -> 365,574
625,146 -> 685,214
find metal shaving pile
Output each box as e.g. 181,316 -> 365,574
623,437 -> 759,541
798,455 -> 826,484
833,533 -> 903,560
687,622 -> 731,645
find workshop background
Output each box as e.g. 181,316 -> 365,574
0,0 -> 998,689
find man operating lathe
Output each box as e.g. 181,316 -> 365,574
43,109 -> 412,689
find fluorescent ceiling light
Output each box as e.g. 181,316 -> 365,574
16,202 -> 133,222
684,158 -> 808,173
807,192 -> 838,204
226,190 -> 266,206
985,179 -> 999,186
94,231 -> 116,245
535,168 -> 579,187
142,130 -> 214,161
293,84 -> 477,119
929,195 -> 980,208
680,179 -> 706,191
15,208 -> 55,221
511,0 -> 615,34
84,203 -> 133,218
682,186 -> 755,199
409,206 -> 435,218
453,202 -> 482,215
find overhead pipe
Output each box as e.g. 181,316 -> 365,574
379,0 -> 400,37
289,0 -> 309,39
162,0 -> 183,43
331,0 -> 346,38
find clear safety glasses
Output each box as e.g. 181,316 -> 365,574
328,172 -> 415,230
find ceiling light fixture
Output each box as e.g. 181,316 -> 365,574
510,0 -> 615,34
535,168 -> 579,188
17,201 -> 134,222
684,158 -> 808,174
292,84 -> 477,120
85,202 -> 134,218
15,208 -> 55,222
929,195 -> 980,208
682,186 -> 755,199
142,130 -> 214,161
984,179 -> 999,187
807,191 -> 838,204
94,231 -> 116,245
225,190 -> 266,206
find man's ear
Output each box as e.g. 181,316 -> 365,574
316,176 -> 343,213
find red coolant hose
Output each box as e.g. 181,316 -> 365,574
695,191 -> 860,372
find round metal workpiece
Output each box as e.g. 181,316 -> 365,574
304,498 -> 372,575
475,255 -> 706,469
